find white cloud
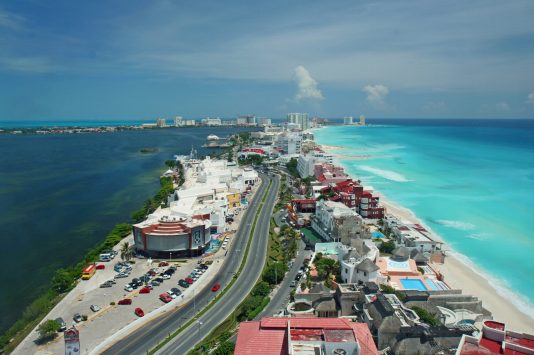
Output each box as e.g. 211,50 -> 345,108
294,65 -> 323,101
496,102 -> 510,111
527,92 -> 534,104
363,84 -> 389,108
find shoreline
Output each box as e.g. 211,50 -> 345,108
316,140 -> 534,333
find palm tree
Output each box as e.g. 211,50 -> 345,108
120,242 -> 131,262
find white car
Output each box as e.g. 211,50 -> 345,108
90,304 -> 101,312
162,274 -> 171,280
167,290 -> 177,299
124,285 -> 133,292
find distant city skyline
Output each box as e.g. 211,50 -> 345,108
1,0 -> 533,120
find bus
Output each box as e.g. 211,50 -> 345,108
82,264 -> 96,280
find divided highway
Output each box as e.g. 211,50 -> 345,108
102,173 -> 279,355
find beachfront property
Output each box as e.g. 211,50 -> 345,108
314,163 -> 349,186
318,180 -> 385,220
456,320 -> 534,354
133,156 -> 258,258
385,215 -> 442,253
296,150 -> 334,178
375,246 -> 450,292
234,317 -> 378,355
287,112 -> 310,130
200,117 -> 222,126
311,200 -> 367,243
277,132 -> 303,154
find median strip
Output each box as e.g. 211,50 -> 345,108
149,177 -> 273,354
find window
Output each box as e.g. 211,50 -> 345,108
364,272 -> 367,277
345,268 -> 348,274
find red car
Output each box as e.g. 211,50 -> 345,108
134,308 -> 145,317
158,261 -> 169,267
118,299 -> 132,305
96,264 -> 105,270
211,284 -> 221,292
139,287 -> 151,294
159,293 -> 172,303
185,277 -> 193,284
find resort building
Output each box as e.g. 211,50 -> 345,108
311,200 -> 366,243
201,117 -> 222,126
156,118 -> 166,127
344,116 -> 354,125
234,317 -> 378,355
173,116 -> 183,126
315,163 -> 349,186
277,132 -> 302,155
296,150 -> 334,178
393,223 -> 440,253
339,239 -> 380,284
287,112 -> 310,130
319,180 -> 385,219
456,320 -> 534,354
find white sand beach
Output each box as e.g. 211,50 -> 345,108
321,144 -> 534,333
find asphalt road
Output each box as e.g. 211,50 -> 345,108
157,173 -> 279,354
258,240 -> 310,318
101,173 -> 278,355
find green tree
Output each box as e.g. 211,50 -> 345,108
51,268 -> 74,293
252,281 -> 271,297
37,319 -> 60,342
379,240 -> 396,254
213,340 -> 235,355
262,262 -> 287,285
120,242 -> 132,262
410,306 -> 441,326
286,158 -> 299,177
315,258 -> 339,280
164,159 -> 176,169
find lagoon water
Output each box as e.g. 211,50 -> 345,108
0,127 -> 252,334
315,119 -> 534,317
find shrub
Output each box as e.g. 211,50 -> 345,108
410,306 -> 441,326
37,319 -> 60,342
110,302 -> 116,306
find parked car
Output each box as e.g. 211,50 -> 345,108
171,288 -> 181,297
100,282 -> 113,288
211,283 -> 221,292
139,275 -> 150,283
185,277 -> 193,284
96,264 -> 105,270
56,317 -> 67,332
290,281 -> 297,287
114,272 -> 128,279
90,304 -> 101,312
154,277 -> 164,283
150,280 -> 160,287
166,290 -> 177,299
73,313 -> 83,323
134,308 -> 145,317
124,285 -> 133,292
159,293 -> 172,303
178,279 -> 190,288
169,266 -> 178,271
162,274 -> 171,280
139,287 -> 151,294
118,299 -> 132,305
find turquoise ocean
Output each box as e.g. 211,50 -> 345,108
314,119 -> 534,319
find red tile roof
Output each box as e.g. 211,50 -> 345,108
235,317 -> 378,355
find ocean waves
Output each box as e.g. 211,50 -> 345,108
357,165 -> 412,182
433,219 -> 476,231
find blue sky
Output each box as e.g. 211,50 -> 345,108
1,0 -> 533,120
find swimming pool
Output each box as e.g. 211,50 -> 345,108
400,279 -> 428,291
372,231 -> 386,238
387,259 -> 410,271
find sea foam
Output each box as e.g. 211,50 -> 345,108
358,165 -> 411,182
434,219 -> 476,231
